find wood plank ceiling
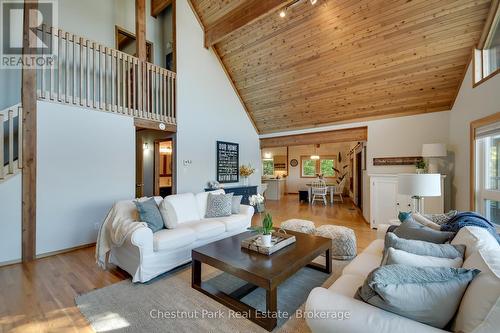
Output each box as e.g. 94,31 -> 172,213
190,0 -> 492,134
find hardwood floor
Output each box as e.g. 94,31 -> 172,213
0,194 -> 375,333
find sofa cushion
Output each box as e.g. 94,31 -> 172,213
231,195 -> 243,214
328,274 -> 365,297
412,212 -> 441,230
382,232 -> 465,265
181,220 -> 226,240
343,253 -> 382,278
393,219 -> 455,243
205,193 -> 233,218
159,193 -> 200,228
134,197 -> 164,233
363,239 -> 384,256
207,214 -> 249,232
153,228 -> 197,251
195,190 -> 225,218
356,264 -> 480,329
386,247 -> 463,268
451,226 -> 499,259
453,248 -> 500,333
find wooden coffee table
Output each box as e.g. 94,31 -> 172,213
191,230 -> 331,331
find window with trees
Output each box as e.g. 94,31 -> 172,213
262,160 -> 274,176
301,156 -> 336,178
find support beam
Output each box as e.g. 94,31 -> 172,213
260,127 -> 368,148
136,0 -> 147,61
22,0 -> 38,262
204,0 -> 292,48
151,0 -> 172,18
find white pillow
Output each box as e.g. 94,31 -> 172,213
453,248 -> 500,333
385,247 -> 463,268
159,193 -> 200,229
412,212 -> 441,230
451,226 -> 499,259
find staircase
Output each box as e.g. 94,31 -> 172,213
0,104 -> 22,181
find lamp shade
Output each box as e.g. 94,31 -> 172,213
422,143 -> 447,157
397,174 -> 441,197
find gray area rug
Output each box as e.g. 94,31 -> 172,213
76,256 -> 349,333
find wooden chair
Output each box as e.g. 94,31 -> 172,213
311,179 -> 328,205
334,177 -> 347,203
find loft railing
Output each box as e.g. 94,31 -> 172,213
0,104 -> 22,180
35,25 -> 176,124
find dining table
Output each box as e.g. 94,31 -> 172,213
306,183 -> 337,205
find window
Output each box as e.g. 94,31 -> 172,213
473,5 -> 500,85
301,156 -> 336,178
472,116 -> 500,226
262,160 -> 274,176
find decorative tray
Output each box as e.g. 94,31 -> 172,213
241,232 -> 296,255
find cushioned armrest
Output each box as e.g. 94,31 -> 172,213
305,288 -> 446,333
129,225 -> 154,255
239,204 -> 255,216
377,224 -> 393,239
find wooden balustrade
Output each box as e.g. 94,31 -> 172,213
0,104 -> 22,179
35,26 -> 176,124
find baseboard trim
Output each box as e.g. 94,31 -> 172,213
0,242 -> 96,268
36,242 -> 96,259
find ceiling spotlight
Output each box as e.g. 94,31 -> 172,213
279,9 -> 286,18
310,0 -> 318,4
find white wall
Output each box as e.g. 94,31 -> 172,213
449,63 -> 500,211
36,101 -> 135,255
175,0 -> 261,193
0,174 -> 22,264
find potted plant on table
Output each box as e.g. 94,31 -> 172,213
249,213 -> 274,247
249,193 -> 265,213
416,160 -> 427,174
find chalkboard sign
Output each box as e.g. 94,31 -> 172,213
216,141 -> 239,183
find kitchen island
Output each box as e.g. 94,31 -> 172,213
261,178 -> 286,200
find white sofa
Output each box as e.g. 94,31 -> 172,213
109,190 -> 254,283
305,224 -> 500,333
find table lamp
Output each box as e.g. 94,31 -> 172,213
397,173 -> 441,213
422,143 -> 447,173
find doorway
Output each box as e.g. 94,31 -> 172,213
154,139 -> 173,197
356,150 -> 363,210
136,129 -> 175,198
115,26 -> 154,62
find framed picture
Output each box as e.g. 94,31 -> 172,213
216,141 -> 239,183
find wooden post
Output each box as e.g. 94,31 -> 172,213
22,0 -> 38,262
135,0 -> 146,61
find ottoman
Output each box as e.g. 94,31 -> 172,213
315,225 -> 357,260
280,219 -> 316,234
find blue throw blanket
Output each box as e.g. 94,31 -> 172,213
441,212 -> 500,244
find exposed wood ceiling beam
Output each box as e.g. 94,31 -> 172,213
151,0 -> 172,18
136,0 -> 147,61
204,0 -> 293,48
260,127 -> 368,148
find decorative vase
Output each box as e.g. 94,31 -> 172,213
242,176 -> 249,186
416,168 -> 425,174
261,234 -> 272,247
256,202 -> 265,213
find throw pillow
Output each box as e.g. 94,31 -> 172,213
382,232 -> 465,265
451,226 -> 500,259
385,247 -> 463,268
412,212 -> 441,230
453,248 -> 500,333
134,197 -> 164,232
231,195 -> 243,214
393,219 -> 455,243
205,193 -> 234,218
424,210 -> 459,225
356,264 -> 480,328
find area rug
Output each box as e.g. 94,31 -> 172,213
76,256 -> 349,333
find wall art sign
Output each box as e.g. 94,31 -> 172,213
216,141 -> 239,183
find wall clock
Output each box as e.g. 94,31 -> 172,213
290,159 -> 298,167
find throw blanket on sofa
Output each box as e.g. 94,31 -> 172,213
95,200 -> 148,269
440,212 -> 500,244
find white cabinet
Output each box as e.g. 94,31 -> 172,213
369,174 -> 445,229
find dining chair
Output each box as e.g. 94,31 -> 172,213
311,179 -> 328,205
334,177 -> 347,203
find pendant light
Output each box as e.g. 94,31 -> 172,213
310,144 -> 320,160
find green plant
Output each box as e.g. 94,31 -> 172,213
416,160 -> 426,169
249,213 -> 274,235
